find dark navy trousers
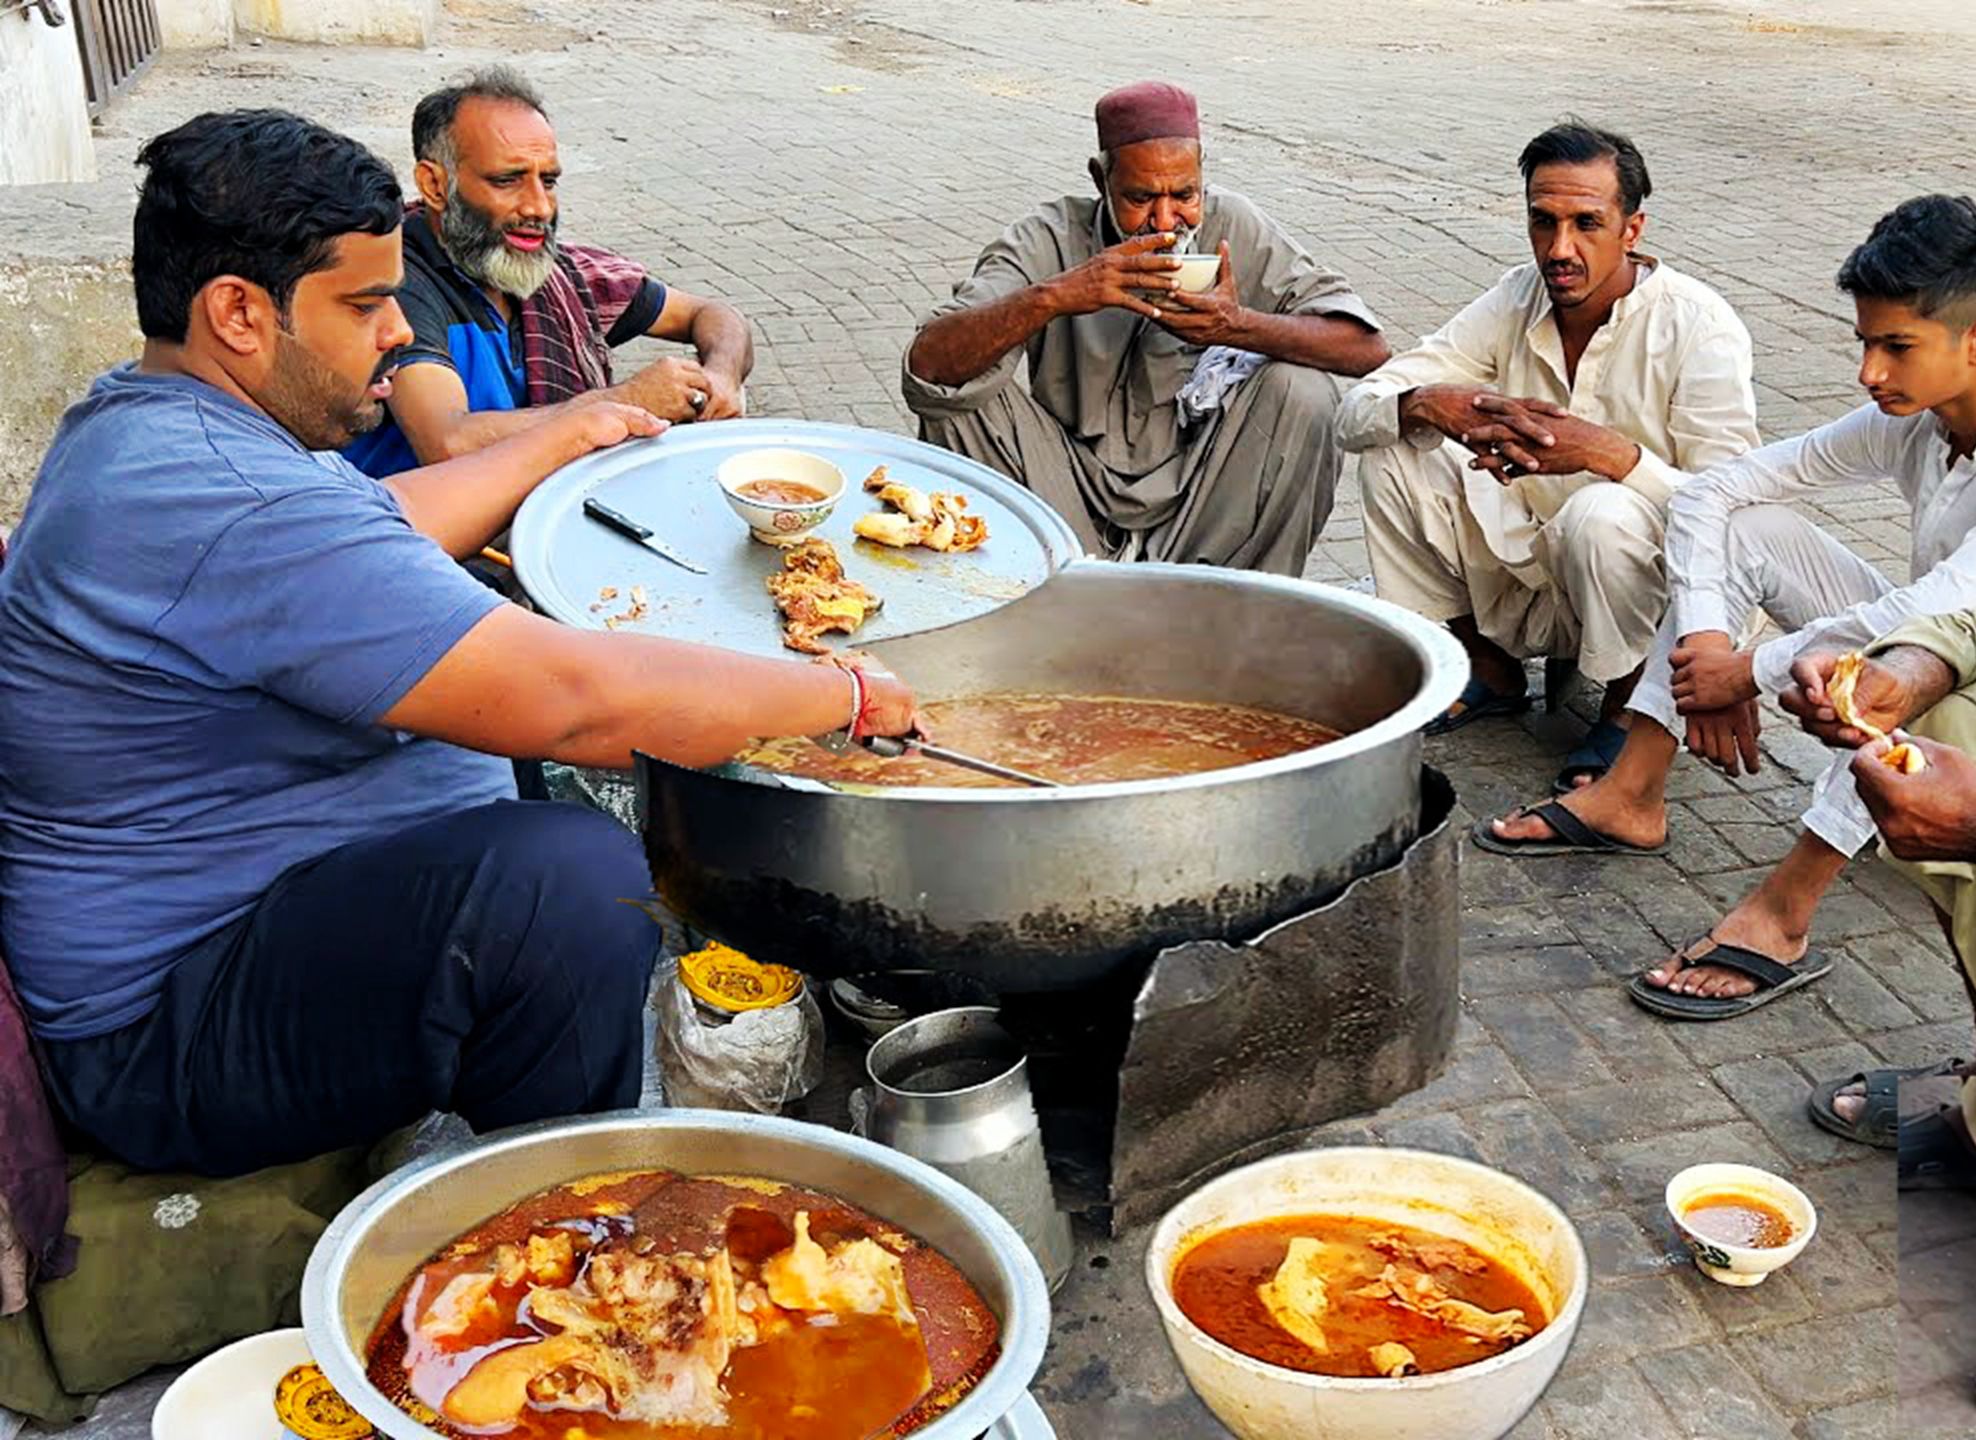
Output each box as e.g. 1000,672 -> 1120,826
39,800 -> 655,1177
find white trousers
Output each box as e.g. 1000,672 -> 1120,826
1629,504 -> 1894,858
1360,440 -> 1668,683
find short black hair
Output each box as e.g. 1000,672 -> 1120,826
1838,194 -> 1976,332
1518,120 -> 1652,216
133,110 -> 402,342
412,66 -> 549,168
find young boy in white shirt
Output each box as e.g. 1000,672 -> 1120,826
1478,193 -> 1976,1022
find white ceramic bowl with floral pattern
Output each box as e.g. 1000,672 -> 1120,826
715,447 -> 846,545
1665,1162 -> 1817,1287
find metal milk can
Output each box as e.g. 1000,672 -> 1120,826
861,1006 -> 1074,1292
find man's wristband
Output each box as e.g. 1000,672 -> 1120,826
843,666 -> 868,741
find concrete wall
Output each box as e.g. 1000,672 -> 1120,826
158,0 -> 235,48
0,12 -> 95,186
234,0 -> 440,46
0,261 -> 142,527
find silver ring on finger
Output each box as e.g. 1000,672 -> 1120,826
688,389 -> 708,412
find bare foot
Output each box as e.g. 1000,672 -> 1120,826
1639,904 -> 1810,999
1487,772 -> 1666,849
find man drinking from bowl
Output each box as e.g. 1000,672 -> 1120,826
902,81 -> 1389,577
0,110 -> 919,1179
344,66 -> 756,480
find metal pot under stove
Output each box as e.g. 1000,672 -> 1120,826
638,560 -> 1469,991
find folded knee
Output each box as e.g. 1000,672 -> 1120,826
475,803 -> 655,955
1252,361 -> 1342,417
1356,447 -> 1414,515
1722,503 -> 1807,555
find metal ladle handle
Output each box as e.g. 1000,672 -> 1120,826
860,734 -> 1062,789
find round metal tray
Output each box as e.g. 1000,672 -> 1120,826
510,419 -> 1085,656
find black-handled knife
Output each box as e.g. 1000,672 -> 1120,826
582,497 -> 706,575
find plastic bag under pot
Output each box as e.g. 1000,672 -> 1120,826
653,945 -> 824,1113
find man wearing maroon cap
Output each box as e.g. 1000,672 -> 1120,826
902,81 -> 1388,576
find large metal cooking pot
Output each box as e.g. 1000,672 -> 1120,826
300,1110 -> 1051,1439
639,561 -> 1468,991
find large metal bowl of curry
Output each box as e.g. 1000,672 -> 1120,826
637,560 -> 1470,992
300,1109 -> 1052,1439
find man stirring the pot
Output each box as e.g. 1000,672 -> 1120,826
0,110 -> 918,1179
903,81 -> 1389,576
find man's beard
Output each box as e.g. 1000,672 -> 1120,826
262,330 -> 390,451
1102,185 -> 1196,253
436,180 -> 560,300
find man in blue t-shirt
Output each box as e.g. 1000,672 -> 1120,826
0,111 -> 918,1178
344,66 -> 754,480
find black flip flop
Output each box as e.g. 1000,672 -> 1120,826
1424,678 -> 1532,736
1553,718 -> 1629,795
1627,941 -> 1832,1021
1809,1058 -> 1969,1149
1808,1068 -> 1903,1149
1900,1104 -> 1976,1190
1470,799 -> 1670,858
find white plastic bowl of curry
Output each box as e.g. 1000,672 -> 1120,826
1145,1146 -> 1587,1440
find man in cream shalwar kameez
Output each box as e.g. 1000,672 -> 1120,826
1342,255 -> 1758,686
1341,122 -> 1759,784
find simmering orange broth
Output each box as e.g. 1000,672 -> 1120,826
1681,1191 -> 1796,1249
736,479 -> 829,504
740,692 -> 1342,788
1171,1214 -> 1547,1378
363,1171 -> 999,1440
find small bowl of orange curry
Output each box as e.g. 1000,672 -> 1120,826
1665,1162 -> 1817,1287
716,448 -> 846,545
1145,1146 -> 1587,1440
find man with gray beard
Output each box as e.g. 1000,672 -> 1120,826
904,81 -> 1388,575
346,67 -> 754,479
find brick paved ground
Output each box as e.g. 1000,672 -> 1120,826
8,0 -> 1976,1435
1894,1075 -> 1976,1434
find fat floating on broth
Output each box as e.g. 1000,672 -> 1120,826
1173,1215 -> 1546,1380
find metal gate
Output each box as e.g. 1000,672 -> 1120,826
70,0 -> 162,117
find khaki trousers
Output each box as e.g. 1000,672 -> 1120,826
1894,689 -> 1976,988
917,362 -> 1344,578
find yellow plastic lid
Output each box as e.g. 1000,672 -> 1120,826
678,941 -> 804,1012
273,1364 -> 375,1439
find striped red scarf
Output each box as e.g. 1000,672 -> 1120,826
516,242 -> 653,406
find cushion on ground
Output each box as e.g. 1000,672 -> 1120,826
0,1147 -> 371,1421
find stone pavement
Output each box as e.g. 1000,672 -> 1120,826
7,0 -> 1976,1435
1895,1077 -> 1976,1436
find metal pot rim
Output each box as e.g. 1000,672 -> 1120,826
647,563 -> 1469,804
300,1109 -> 1052,1440
866,1005 -> 1027,1100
